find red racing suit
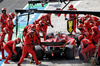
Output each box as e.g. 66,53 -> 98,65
83,21 -> 92,40
91,26 -> 100,58
42,14 -> 53,27
81,38 -> 96,61
6,18 -> 14,41
36,24 -> 44,39
40,20 -> 48,41
0,32 -> 6,59
64,8 -> 79,33
3,41 -> 17,63
0,14 -> 8,32
27,27 -> 41,45
41,15 -> 53,40
23,24 -> 35,37
18,32 -> 39,65
78,23 -> 86,36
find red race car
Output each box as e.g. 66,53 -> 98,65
35,32 -> 76,59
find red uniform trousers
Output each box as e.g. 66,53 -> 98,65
7,29 -> 13,41
1,24 -> 6,32
3,45 -> 12,62
81,44 -> 95,60
18,45 -> 38,64
73,19 -> 77,33
0,42 -> 4,59
43,24 -> 48,41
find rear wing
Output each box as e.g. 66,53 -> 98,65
41,42 -> 65,46
15,0 -> 100,37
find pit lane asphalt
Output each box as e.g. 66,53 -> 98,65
1,0 -> 100,66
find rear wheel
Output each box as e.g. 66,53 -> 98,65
34,45 -> 44,60
11,47 -> 22,61
64,45 -> 75,59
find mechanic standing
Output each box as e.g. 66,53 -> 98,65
6,13 -> 15,41
36,20 -> 45,39
40,14 -> 53,41
3,38 -> 21,64
83,21 -> 92,40
27,24 -> 41,45
91,26 -> 100,57
0,27 -> 8,60
44,13 -> 53,28
0,8 -> 8,32
64,4 -> 79,33
78,17 -> 85,36
18,31 -> 41,66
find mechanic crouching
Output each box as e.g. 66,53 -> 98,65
3,38 -> 21,64
18,28 -> 41,66
78,35 -> 96,62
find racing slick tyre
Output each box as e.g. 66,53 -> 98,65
11,47 -> 22,61
64,45 -> 75,59
35,45 -> 44,60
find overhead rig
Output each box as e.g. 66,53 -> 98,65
15,0 -> 100,37
15,9 -> 100,17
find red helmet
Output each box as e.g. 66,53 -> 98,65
84,21 -> 90,26
31,25 -> 36,31
85,14 -> 91,19
15,38 -> 21,43
1,8 -> 6,11
92,26 -> 99,33
9,12 -> 15,19
3,27 -> 8,32
41,15 -> 45,20
37,18 -> 40,21
78,35 -> 83,41
35,20 -> 39,24
87,18 -> 93,22
33,21 -> 36,24
69,4 -> 73,8
92,16 -> 99,21
79,17 -> 85,23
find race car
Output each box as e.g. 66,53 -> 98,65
34,32 -> 76,60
